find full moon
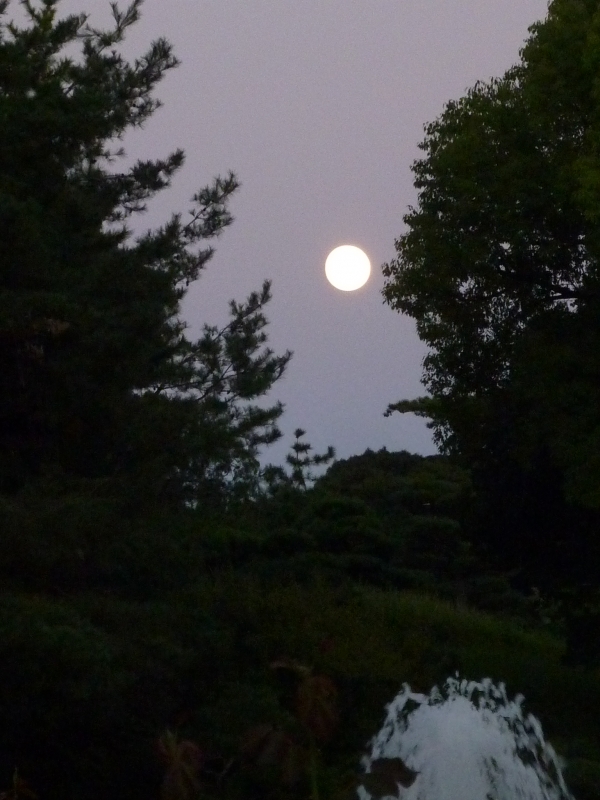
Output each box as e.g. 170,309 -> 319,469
325,245 -> 371,291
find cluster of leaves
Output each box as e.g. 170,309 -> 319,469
154,657 -> 420,800
382,0 -> 600,616
235,448 -> 529,621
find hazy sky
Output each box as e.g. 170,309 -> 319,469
60,0 -> 549,466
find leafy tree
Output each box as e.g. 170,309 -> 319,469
241,448 -> 522,614
382,0 -> 600,593
312,449 -> 524,611
382,0 -> 600,474
0,0 -> 290,510
317,448 -> 473,520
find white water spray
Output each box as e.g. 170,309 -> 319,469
360,675 -> 574,800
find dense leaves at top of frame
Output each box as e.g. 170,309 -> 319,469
382,0 -> 600,510
0,0 -> 290,508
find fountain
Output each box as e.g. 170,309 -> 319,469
359,675 -> 574,800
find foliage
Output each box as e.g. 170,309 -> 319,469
202,450 -> 539,625
2,577 -> 598,799
241,659 -> 340,800
262,429 -> 335,494
381,0 -> 600,599
1,3 -> 599,800
0,0 -> 290,509
382,0 -> 600,466
306,449 -> 523,614
316,448 -> 473,519
0,770 -> 37,800
158,731 -> 202,800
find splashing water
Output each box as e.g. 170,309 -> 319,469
360,675 -> 574,800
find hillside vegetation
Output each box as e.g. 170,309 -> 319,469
1,2 -> 599,799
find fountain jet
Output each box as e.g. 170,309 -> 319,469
360,675 -> 574,800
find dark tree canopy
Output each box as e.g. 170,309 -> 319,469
382,0 -> 600,600
0,0 -> 290,508
383,0 -> 600,511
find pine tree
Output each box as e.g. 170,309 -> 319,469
263,429 -> 335,492
0,0 -> 291,508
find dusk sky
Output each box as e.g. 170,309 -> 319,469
63,0 -> 549,466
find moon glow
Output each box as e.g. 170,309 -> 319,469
325,245 -> 371,291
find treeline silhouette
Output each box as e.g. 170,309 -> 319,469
0,2 -> 598,799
